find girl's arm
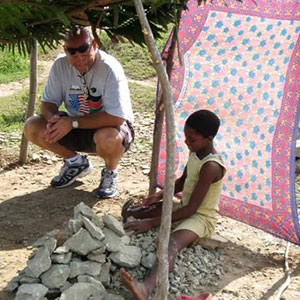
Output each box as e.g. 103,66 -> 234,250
174,166 -> 187,194
142,166 -> 187,206
148,161 -> 223,227
125,164 -> 221,234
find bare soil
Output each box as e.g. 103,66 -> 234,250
0,65 -> 299,300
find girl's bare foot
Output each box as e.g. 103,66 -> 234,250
120,268 -> 148,300
176,293 -> 213,300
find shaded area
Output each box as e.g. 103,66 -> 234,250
0,182 -> 100,251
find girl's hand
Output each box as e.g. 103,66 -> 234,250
124,219 -> 154,234
142,192 -> 162,206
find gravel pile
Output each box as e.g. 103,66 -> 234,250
109,222 -> 227,299
5,202 -> 227,300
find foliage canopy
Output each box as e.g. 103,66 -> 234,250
0,0 -> 190,54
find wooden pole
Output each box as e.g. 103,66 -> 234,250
148,31 -> 177,195
148,105 -> 164,195
133,1 -> 176,299
19,39 -> 38,164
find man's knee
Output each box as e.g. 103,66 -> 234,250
94,128 -> 123,153
24,115 -> 46,142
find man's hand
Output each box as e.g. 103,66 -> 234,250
44,114 -> 72,143
124,219 -> 154,234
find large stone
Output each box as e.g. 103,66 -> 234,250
82,216 -> 105,241
54,246 -> 69,254
74,202 -> 102,225
73,203 -> 104,228
32,236 -> 56,251
69,260 -> 102,278
77,275 -> 106,293
41,264 -> 70,289
52,252 -> 72,264
60,281 -> 72,292
103,228 -> 129,252
4,274 -> 21,292
43,237 -> 57,253
74,202 -> 95,219
64,228 -> 103,255
103,214 -> 125,236
67,218 -> 82,234
19,276 -> 40,284
98,262 -> 111,286
87,253 -> 106,263
59,282 -> 104,300
90,246 -> 106,255
25,247 -> 51,278
15,283 -> 48,300
109,246 -> 142,267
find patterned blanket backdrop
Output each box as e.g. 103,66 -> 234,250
157,0 -> 300,245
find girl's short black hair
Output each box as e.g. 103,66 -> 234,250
185,109 -> 220,138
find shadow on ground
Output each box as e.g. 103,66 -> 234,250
0,181 -> 100,251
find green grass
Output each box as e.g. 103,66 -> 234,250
107,43 -> 156,80
129,82 -> 156,112
0,85 -> 43,132
0,82 -> 155,132
0,49 -> 30,84
101,29 -> 171,80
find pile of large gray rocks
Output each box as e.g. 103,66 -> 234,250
5,202 -> 227,300
5,202 -> 139,300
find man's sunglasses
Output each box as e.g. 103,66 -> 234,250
66,43 -> 91,55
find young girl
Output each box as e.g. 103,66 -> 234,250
120,109 -> 226,300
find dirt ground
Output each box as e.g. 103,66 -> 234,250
1,128 -> 300,300
0,64 -> 300,300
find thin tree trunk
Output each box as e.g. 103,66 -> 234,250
19,39 -> 38,164
148,32 -> 177,195
133,1 -> 176,299
148,104 -> 164,195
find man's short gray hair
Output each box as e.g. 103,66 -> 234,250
64,26 -> 91,42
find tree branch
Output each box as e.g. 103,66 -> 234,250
66,0 -> 125,17
133,0 -> 176,299
0,0 -> 56,8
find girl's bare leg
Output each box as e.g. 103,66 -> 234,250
120,229 -> 198,299
120,268 -> 148,300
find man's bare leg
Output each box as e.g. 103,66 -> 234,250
120,268 -> 148,300
24,115 -> 76,158
94,127 -> 124,170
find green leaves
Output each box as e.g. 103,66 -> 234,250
0,3 -> 69,53
0,0 -> 194,53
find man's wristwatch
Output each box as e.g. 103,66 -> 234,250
71,118 -> 79,129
